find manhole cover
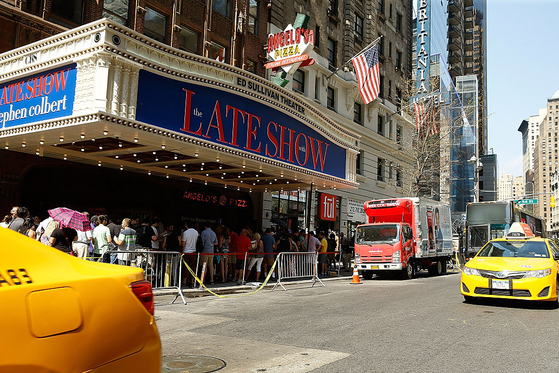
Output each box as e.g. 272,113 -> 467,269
161,355 -> 226,372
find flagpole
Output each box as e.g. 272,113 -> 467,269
326,35 -> 383,80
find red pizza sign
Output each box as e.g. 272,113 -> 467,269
319,193 -> 337,221
266,24 -> 315,74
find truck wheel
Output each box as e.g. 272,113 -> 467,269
362,271 -> 374,280
403,261 -> 415,279
428,261 -> 441,276
440,259 -> 447,274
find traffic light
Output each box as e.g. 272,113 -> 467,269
551,197 -> 556,208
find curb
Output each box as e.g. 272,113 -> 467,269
153,275 -> 354,297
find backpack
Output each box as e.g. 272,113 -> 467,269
136,225 -> 153,248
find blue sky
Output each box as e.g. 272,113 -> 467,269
487,0 -> 559,177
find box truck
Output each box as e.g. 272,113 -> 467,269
354,198 -> 453,279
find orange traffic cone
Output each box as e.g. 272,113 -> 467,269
351,265 -> 361,284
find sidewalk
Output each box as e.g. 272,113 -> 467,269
153,268 -> 355,297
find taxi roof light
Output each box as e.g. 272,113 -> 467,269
130,280 -> 155,315
506,222 -> 535,238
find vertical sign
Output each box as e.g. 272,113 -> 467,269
416,0 -> 430,94
319,193 -> 337,221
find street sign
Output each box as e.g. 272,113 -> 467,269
515,198 -> 538,205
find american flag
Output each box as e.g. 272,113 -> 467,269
413,101 -> 426,132
414,100 -> 439,136
352,44 -> 380,104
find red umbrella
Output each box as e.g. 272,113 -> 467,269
48,207 -> 92,231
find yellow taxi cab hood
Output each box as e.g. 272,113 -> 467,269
467,256 -> 552,272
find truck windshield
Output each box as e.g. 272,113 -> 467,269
356,225 -> 400,245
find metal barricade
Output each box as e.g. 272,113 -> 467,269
272,252 -> 325,291
107,249 -> 186,304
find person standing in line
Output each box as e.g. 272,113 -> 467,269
89,216 -> 99,257
318,231 -> 328,277
107,217 -> 122,264
1,215 -> 12,228
245,233 -> 264,282
73,212 -> 92,258
9,207 -> 28,233
200,222 -> 218,284
229,228 -> 238,281
262,228 -> 276,279
180,220 -> 199,288
48,223 -> 78,254
113,218 -> 137,266
218,227 -> 231,283
235,229 -> 252,284
340,232 -> 351,271
92,215 -> 112,262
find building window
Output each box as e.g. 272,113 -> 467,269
396,125 -> 402,144
396,50 -> 402,70
388,41 -> 392,58
379,75 -> 384,98
378,34 -> 384,57
396,13 -> 403,32
209,42 -> 226,61
378,0 -> 384,15
213,0 -> 231,17
327,38 -> 337,68
178,27 -> 199,54
293,69 -> 305,93
328,0 -> 338,16
315,26 -> 320,48
396,168 -> 403,187
356,151 -> 364,175
246,60 -> 257,73
354,14 -> 364,40
377,115 -> 383,135
248,0 -> 259,35
103,0 -> 129,25
315,77 -> 320,100
388,80 -> 392,98
377,157 -> 385,181
354,103 -> 362,125
327,86 -> 335,110
144,8 -> 167,42
50,0 -> 83,25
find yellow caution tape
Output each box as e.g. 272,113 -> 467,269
182,256 -> 278,298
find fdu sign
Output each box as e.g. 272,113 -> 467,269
0,64 -> 77,129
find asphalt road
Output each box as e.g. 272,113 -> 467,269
155,272 -> 559,372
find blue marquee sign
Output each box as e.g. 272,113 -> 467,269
136,70 -> 347,179
0,64 -> 76,129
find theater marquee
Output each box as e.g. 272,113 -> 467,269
136,70 -> 347,179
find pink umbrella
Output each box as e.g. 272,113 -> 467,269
48,207 -> 92,231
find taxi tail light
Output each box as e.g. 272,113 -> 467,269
131,280 -> 155,315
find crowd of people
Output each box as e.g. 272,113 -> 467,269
2,205 -> 355,287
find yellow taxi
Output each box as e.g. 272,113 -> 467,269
0,227 -> 161,372
461,222 -> 559,305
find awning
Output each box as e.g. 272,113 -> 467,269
0,19 -> 361,192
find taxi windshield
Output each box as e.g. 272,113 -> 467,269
477,240 -> 549,258
356,224 -> 400,245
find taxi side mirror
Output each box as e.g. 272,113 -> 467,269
554,253 -> 559,261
